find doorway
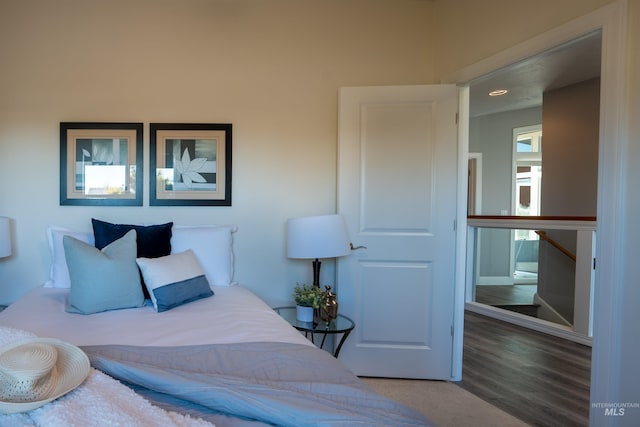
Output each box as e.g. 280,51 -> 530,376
465,31 -> 600,330
449,7 -> 626,421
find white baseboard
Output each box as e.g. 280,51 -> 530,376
476,276 -> 513,286
515,262 -> 538,273
533,293 -> 572,327
476,275 -> 538,285
465,301 -> 592,346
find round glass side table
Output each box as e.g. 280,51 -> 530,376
273,306 -> 355,357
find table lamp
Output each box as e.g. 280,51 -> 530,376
0,217 -> 11,258
287,214 -> 351,287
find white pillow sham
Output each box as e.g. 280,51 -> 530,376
45,225 -> 94,288
46,223 -> 237,288
171,225 -> 237,287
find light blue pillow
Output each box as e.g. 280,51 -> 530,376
136,250 -> 213,312
63,229 -> 145,314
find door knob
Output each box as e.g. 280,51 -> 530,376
350,243 -> 367,250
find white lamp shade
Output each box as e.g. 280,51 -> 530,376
0,217 -> 11,258
287,214 -> 351,259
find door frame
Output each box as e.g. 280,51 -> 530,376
447,1 -> 627,422
467,152 -> 482,216
452,87 -> 470,380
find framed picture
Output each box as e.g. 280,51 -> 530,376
60,122 -> 143,206
150,123 -> 232,206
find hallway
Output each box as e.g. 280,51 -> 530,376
457,311 -> 591,427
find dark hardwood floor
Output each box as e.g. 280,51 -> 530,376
457,311 -> 591,427
475,284 -> 537,305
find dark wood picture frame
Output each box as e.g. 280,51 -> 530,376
60,122 -> 143,206
150,123 -> 232,206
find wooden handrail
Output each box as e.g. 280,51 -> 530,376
467,216 -> 597,232
468,215 -> 596,221
466,215 -> 589,261
535,230 -> 576,261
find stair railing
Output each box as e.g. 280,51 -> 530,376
467,216 -> 596,339
535,230 -> 576,261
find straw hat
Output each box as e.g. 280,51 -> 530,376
0,338 -> 90,414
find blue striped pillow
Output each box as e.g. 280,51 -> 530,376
136,250 -> 213,312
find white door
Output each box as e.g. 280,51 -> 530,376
337,85 -> 458,379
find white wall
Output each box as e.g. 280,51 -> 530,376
469,107 -> 541,279
470,107 -> 542,216
0,0 -> 436,305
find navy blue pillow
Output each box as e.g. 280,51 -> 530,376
92,219 -> 173,257
92,218 -> 173,298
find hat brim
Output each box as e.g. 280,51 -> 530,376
0,338 -> 90,414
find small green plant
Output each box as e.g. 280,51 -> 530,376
293,283 -> 323,308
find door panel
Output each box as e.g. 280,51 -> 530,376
359,261 -> 433,343
337,85 -> 458,379
361,103 -> 433,230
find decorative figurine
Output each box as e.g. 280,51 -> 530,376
321,285 -> 339,322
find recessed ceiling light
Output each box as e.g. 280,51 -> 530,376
489,89 -> 508,96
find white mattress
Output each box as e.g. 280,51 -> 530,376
0,285 -> 312,348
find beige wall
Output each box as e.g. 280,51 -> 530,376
0,0 -> 436,304
537,78 -> 600,321
2,0 -> 640,419
433,0 -> 616,78
541,78 -> 600,217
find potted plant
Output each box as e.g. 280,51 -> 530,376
293,283 -> 323,322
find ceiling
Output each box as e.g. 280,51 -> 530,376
469,31 -> 602,117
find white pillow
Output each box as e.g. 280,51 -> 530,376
171,225 -> 237,287
45,225 -> 94,288
136,250 -> 213,312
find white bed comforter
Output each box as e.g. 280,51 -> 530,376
0,285 -> 312,348
0,327 -> 215,427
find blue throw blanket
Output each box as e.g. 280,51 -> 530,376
83,342 -> 431,427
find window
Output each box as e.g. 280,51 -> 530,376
513,125 -> 542,279
513,125 -> 542,217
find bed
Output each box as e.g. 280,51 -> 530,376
0,221 -> 431,426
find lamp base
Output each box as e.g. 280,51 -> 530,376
312,258 -> 321,288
